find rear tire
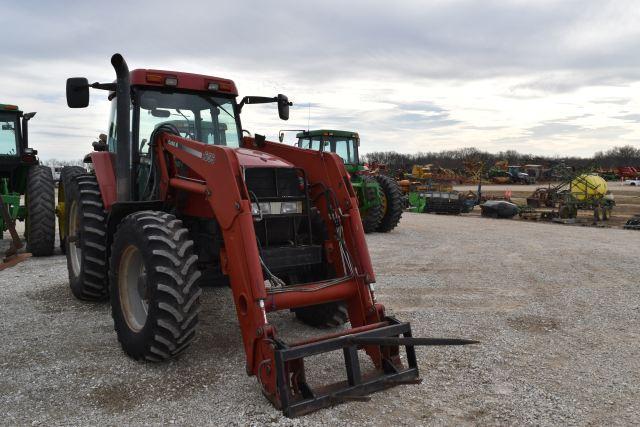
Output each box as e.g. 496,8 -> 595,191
375,175 -> 403,232
65,174 -> 109,301
109,211 -> 202,361
25,165 -> 55,256
58,166 -> 86,254
295,302 -> 349,328
360,176 -> 383,233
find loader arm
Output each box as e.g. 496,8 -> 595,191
153,133 -> 392,406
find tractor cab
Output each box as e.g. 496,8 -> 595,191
292,130 -> 362,174
283,128 -> 404,234
0,104 -> 38,191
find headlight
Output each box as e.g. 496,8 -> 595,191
252,202 -> 272,215
280,201 -> 302,214
251,201 -> 302,216
259,202 -> 271,214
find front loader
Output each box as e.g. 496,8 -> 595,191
62,54 -> 476,416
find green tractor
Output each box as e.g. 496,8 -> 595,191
282,129 -> 403,233
0,103 -> 55,258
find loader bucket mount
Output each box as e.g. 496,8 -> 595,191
272,316 -> 478,417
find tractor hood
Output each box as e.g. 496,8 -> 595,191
234,148 -> 294,169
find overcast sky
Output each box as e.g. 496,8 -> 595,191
1,0 -> 639,160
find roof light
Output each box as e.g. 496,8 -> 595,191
0,104 -> 18,110
164,77 -> 178,86
145,73 -> 164,84
207,82 -> 219,91
219,82 -> 233,92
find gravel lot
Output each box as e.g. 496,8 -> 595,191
1,213 -> 639,425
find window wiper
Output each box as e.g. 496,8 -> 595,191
198,95 -> 235,120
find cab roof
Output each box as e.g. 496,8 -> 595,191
296,129 -> 359,139
0,104 -> 21,113
129,69 -> 238,96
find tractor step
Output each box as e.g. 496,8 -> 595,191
272,317 -> 478,417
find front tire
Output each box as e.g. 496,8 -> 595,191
295,302 -> 349,328
109,211 -> 202,361
25,165 -> 55,256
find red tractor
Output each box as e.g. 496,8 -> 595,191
60,54 -> 475,416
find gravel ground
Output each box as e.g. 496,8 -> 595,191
1,213 -> 639,425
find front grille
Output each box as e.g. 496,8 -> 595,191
244,167 -> 314,256
244,167 -> 302,198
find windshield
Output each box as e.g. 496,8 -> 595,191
0,112 -> 19,156
136,90 -> 241,153
309,136 -> 359,164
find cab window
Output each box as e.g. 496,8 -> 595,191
0,113 -> 18,155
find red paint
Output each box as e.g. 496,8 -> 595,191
90,152 -> 117,209
264,278 -> 358,312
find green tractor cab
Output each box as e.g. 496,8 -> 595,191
283,129 -> 402,233
0,104 -> 55,259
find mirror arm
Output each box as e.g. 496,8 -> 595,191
238,95 -> 280,113
90,82 -> 117,91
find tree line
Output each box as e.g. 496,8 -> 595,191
363,145 -> 640,173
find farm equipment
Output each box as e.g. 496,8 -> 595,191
61,54 -> 476,417
617,166 -> 639,179
624,215 -> 640,230
487,161 -> 534,184
0,103 -> 55,269
283,129 -> 403,233
399,165 -> 473,214
524,172 -> 614,222
480,201 -> 519,219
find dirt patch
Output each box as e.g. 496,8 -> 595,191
507,315 -> 560,333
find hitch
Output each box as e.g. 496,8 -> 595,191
272,317 -> 478,417
0,197 -> 31,271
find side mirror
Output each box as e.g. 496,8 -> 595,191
277,94 -> 291,120
66,77 -> 90,108
278,131 -> 284,142
23,112 -> 36,121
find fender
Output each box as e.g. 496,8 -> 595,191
89,152 -> 117,210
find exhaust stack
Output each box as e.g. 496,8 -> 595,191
111,53 -> 131,202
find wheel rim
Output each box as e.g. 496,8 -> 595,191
380,190 -> 388,216
68,200 -> 82,277
118,245 -> 149,332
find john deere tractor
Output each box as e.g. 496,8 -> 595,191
0,103 -> 55,257
283,129 -> 402,233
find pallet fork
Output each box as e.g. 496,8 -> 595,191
272,317 -> 477,416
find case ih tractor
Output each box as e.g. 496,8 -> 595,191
281,129 -> 403,233
62,54 -> 475,416
0,103 -> 55,267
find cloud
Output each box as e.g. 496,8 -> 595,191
0,0 -> 639,159
612,113 -> 640,123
